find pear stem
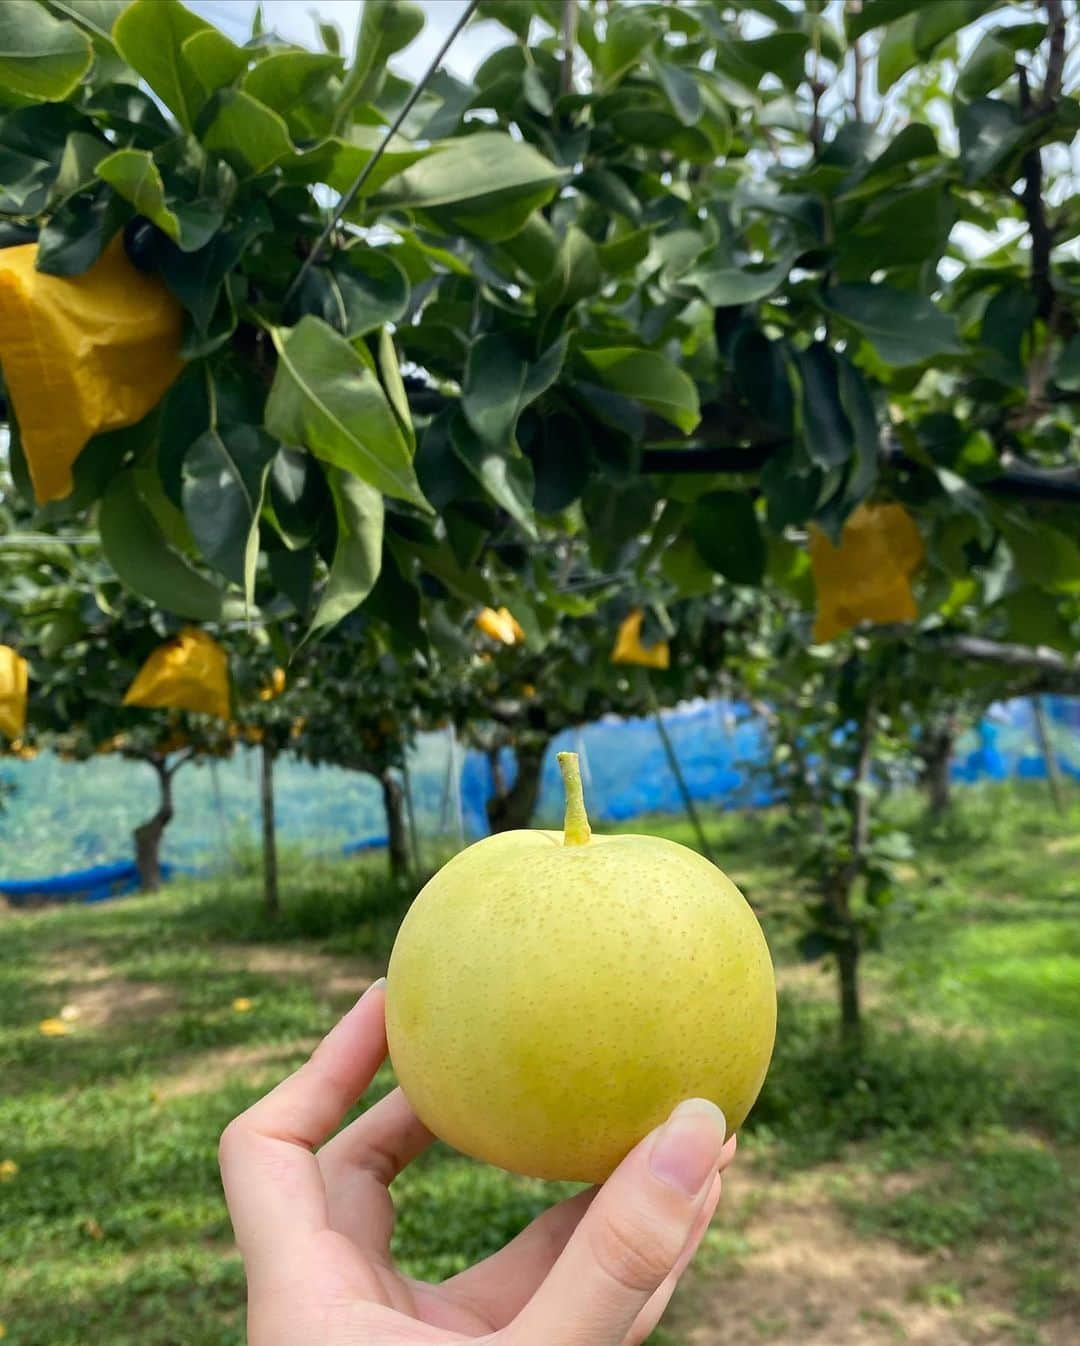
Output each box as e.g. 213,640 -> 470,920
557,750 -> 592,846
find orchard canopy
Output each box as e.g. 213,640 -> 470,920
0,0 -> 1078,697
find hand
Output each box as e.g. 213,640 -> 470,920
219,979 -> 736,1346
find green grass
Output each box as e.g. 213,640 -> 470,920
1,783 -> 1077,1344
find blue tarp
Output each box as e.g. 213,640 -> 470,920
342,835 -> 388,855
1,695 -> 1075,904
0,860 -> 172,906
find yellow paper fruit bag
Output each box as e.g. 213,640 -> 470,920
0,238 -> 184,504
475,606 -> 525,645
0,646 -> 28,741
809,502 -> 924,643
124,629 -> 231,721
610,608 -> 670,669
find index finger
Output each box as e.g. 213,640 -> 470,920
219,979 -> 388,1261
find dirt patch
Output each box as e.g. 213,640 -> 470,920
212,946 -> 378,1002
671,1162 -> 1074,1346
155,1039 -> 320,1100
40,957 -> 115,986
47,977 -> 176,1029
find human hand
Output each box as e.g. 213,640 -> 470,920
219,979 -> 736,1346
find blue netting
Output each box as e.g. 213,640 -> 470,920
1,695 -> 1076,900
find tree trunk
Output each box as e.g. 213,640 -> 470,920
134,760 -> 173,894
921,723 -> 954,818
835,913 -> 861,1040
260,740 -> 279,918
487,736 -> 550,833
1032,696 -> 1066,816
380,768 -> 411,882
824,692 -> 877,1046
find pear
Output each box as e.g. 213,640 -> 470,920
386,751 -> 776,1182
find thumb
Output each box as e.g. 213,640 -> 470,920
508,1099 -> 727,1346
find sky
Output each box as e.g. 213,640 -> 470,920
189,0 -> 507,81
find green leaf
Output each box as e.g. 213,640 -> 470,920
267,445 -> 330,549
402,533 -> 491,605
373,132 -> 565,242
476,0 -> 531,42
99,470 -> 230,620
650,56 -> 702,126
241,49 -> 341,137
181,424 -> 277,602
661,533 -> 715,597
182,27 -> 248,100
285,130 -> 429,200
46,1 -> 130,45
158,202 -> 270,338
337,0 -> 424,126
1053,334 -> 1080,392
0,103 -> 87,216
836,185 -> 954,278
36,183 -> 129,276
687,492 -> 766,585
957,97 -> 1027,184
499,211 -> 560,279
797,344 -> 854,469
48,130 -> 108,204
265,316 -> 430,512
914,1 -> 1000,57
573,167 -> 642,223
1001,587 -> 1075,650
526,410 -> 591,514
307,469 -> 384,639
845,0 -> 926,40
1000,517 -> 1080,595
450,412 -> 537,539
202,90 -> 293,176
291,246 -> 408,338
760,450 -> 822,530
0,3 -> 92,100
96,148 -> 223,250
415,410 -> 477,510
957,32 -> 1014,99
876,13 -> 920,94
113,0 -> 212,131
375,325 -> 413,452
836,355 -> 879,503
462,334 -> 567,451
980,284 -> 1037,384
680,250 -> 794,307
596,7 -> 652,84
718,33 -> 810,91
824,283 -> 965,367
582,348 -> 700,434
539,225 -> 601,309
597,228 -> 650,275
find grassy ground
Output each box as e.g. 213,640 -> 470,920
1,783 -> 1077,1346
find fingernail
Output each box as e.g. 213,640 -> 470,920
362,977 -> 387,1000
648,1099 -> 727,1198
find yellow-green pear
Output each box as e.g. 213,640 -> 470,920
386,751 -> 776,1182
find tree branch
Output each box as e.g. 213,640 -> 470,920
850,0 -> 864,120
1017,65 -> 1055,320
874,629 -> 1080,693
561,0 -> 577,95
1039,0 -> 1067,114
